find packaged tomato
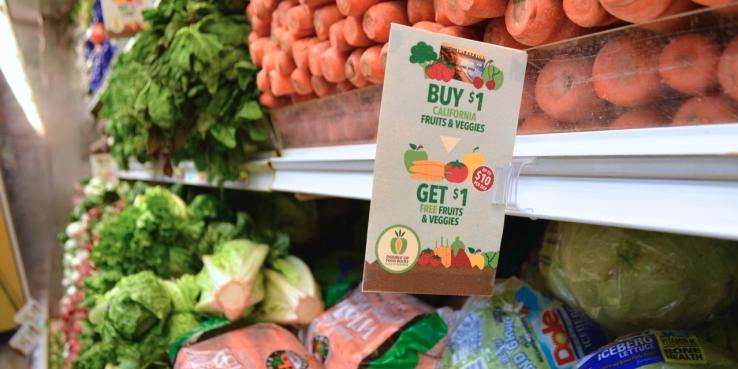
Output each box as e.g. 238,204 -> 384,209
174,323 -> 322,369
304,289 -> 454,369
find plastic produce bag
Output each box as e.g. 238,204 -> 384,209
576,330 -> 738,369
174,323 -> 322,369
442,278 -> 608,369
304,289 -> 451,369
539,222 -> 738,334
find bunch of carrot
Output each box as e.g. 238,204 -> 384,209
519,30 -> 738,135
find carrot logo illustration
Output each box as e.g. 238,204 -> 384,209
390,229 -> 408,254
265,350 -> 308,369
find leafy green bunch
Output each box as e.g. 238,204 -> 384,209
101,0 -> 271,183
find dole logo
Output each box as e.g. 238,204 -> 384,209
541,310 -> 576,366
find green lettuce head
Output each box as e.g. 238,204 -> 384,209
540,222 -> 738,334
103,271 -> 172,341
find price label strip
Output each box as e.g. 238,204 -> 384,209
363,25 -> 527,296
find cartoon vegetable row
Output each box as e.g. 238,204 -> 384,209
404,144 -> 485,183
519,32 -> 738,135
419,236 -> 498,270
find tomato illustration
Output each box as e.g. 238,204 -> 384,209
444,161 -> 468,183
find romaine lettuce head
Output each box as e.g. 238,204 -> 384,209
104,271 -> 172,341
540,222 -> 738,334
258,255 -> 323,325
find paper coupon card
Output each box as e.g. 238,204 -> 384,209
363,25 -> 527,296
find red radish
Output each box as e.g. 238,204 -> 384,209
321,47 -> 350,83
269,70 -> 295,96
308,41 -> 331,76
311,75 -> 337,96
672,96 -> 738,125
610,109 -> 667,129
346,48 -> 370,88
314,5 -> 344,40
592,38 -> 662,107
445,0 -> 485,26
363,1 -> 410,43
344,16 -> 374,47
413,21 -> 445,32
286,5 -> 316,37
718,36 -> 738,102
483,18 -> 526,49
329,20 -> 354,51
276,50 -> 297,75
257,70 -> 271,92
459,0 -> 507,18
659,34 -> 719,95
535,57 -> 604,123
337,0 -> 381,17
408,0 -> 436,24
291,68 -> 314,95
292,38 -> 319,69
563,0 -> 618,27
360,45 -> 386,84
438,26 -> 479,40
505,0 -> 565,46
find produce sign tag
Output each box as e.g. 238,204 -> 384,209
100,0 -> 154,37
363,25 -> 527,296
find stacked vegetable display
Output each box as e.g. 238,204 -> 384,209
59,181 -> 323,369
101,0 -> 271,183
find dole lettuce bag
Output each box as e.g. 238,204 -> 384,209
576,330 -> 738,369
442,277 -> 608,369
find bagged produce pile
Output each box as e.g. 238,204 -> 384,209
442,277 -> 608,369
576,330 -> 738,369
304,289 -> 454,369
174,323 -> 322,369
539,222 -> 738,334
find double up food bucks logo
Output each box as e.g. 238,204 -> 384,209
363,25 -> 527,296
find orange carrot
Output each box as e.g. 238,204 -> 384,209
272,9 -> 282,27
321,47 -> 350,83
363,1 -> 410,43
263,52 -> 277,72
672,96 -> 738,125
256,69 -> 271,92
434,0 -> 455,26
251,15 -> 271,37
446,0 -> 485,26
278,0 -> 299,26
271,27 -> 286,49
269,70 -> 295,96
291,93 -> 317,104
308,41 -> 332,76
592,38 -> 662,107
458,0 -> 507,18
541,17 -> 585,44
408,0 -> 436,24
505,0 -> 565,46
247,2 -> 255,19
311,75 -> 337,96
276,50 -> 297,75
413,21 -> 445,32
344,16 -> 374,47
519,71 -> 538,121
248,32 -> 259,44
599,0 -> 692,23
692,0 -> 734,5
519,113 -> 561,134
659,34 -> 719,95
336,81 -> 356,93
249,37 -> 270,66
300,0 -> 334,9
610,109 -> 667,129
260,92 -> 287,109
280,32 -> 297,55
290,68 -> 314,95
438,26 -> 479,40
636,0 -> 695,34
337,0 -> 381,17
314,5 -> 344,40
360,45 -> 386,84
254,0 -> 277,21
329,19 -> 354,51
563,0 -> 618,27
535,57 -> 605,123
380,43 -> 389,67
483,18 -> 526,49
286,5 -> 316,37
292,38 -> 319,70
345,48 -> 370,88
719,36 -> 738,102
